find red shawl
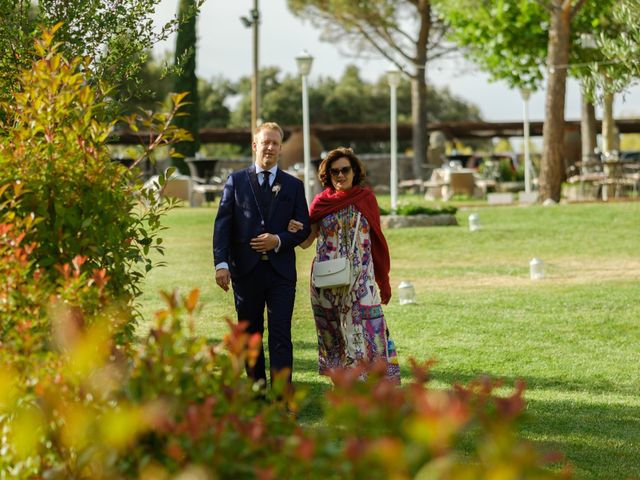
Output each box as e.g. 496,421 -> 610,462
309,186 -> 391,304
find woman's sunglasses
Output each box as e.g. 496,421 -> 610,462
329,166 -> 352,177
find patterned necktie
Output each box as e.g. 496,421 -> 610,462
261,171 -> 271,192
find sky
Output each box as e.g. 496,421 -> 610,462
152,0 -> 640,123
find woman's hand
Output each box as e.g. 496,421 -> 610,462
288,219 -> 304,233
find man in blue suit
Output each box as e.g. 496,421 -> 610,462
213,122 -> 311,391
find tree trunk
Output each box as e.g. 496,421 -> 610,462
411,70 -> 427,181
540,2 -> 571,202
410,0 -> 431,182
580,87 -> 597,166
601,91 -> 615,155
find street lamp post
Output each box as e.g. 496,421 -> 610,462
296,50 -> 314,202
520,88 -> 532,193
240,1 -> 260,133
387,68 -> 402,214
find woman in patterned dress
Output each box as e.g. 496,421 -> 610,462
290,147 -> 400,384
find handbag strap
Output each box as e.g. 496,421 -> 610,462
350,211 -> 361,251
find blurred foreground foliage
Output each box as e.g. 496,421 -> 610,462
0,280 -> 573,479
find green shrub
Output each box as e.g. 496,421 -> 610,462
0,287 -> 299,479
0,207 -> 131,476
0,184 -> 50,354
0,27 -> 189,341
496,157 -> 525,182
120,291 -> 302,478
380,204 -> 458,216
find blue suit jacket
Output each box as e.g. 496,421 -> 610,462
213,166 -> 311,281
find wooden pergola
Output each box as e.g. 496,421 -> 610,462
109,118 -> 640,146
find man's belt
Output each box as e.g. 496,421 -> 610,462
260,254 -> 268,261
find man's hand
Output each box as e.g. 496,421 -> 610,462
250,233 -> 279,253
287,219 -> 304,233
215,268 -> 231,292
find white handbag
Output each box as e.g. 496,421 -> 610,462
312,212 -> 361,288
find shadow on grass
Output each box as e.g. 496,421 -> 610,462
291,340 -> 332,424
430,368 -> 640,480
430,368 -> 638,398
294,379 -> 332,425
212,334 -> 640,477
523,398 -> 640,479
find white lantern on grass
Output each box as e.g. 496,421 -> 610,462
468,213 -> 480,232
398,281 -> 416,305
529,258 -> 545,280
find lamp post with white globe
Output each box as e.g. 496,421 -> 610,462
240,1 -> 260,132
296,50 -> 314,202
521,87 -> 532,194
387,68 -> 402,214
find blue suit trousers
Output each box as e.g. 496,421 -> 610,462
232,259 -> 296,386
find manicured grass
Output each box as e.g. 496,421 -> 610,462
138,199 -> 640,479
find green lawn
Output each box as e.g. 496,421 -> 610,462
138,199 -> 640,479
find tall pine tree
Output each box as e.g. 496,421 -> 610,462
173,0 -> 199,173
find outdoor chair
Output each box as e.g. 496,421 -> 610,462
445,171 -> 476,199
185,157 -> 225,206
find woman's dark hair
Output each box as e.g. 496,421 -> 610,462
317,147 -> 366,189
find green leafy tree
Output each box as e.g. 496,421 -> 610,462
116,49 -> 234,130
231,67 -> 300,128
437,2 -> 547,91
116,50 -> 174,116
232,64 -> 479,126
199,76 -> 236,129
198,76 -> 241,158
322,65 -> 372,123
581,0 -> 640,154
579,0 -> 639,99
437,0 -> 625,201
172,0 -> 200,173
0,0 -> 203,110
0,27 -> 190,339
0,1 -> 34,103
287,0 -> 453,182
594,0 -> 640,85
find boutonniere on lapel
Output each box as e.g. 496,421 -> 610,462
272,183 -> 281,197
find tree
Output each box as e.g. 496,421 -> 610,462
604,0 -> 640,76
116,51 -> 174,115
0,27 -> 191,338
537,1 -> 580,201
287,0 -> 452,181
581,0 -> 640,156
199,76 -> 236,129
437,0 -> 631,201
584,0 -> 640,96
229,64 -> 481,154
172,0 -> 200,173
0,0 -> 203,110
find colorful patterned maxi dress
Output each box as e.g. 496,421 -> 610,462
311,204 -> 400,383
